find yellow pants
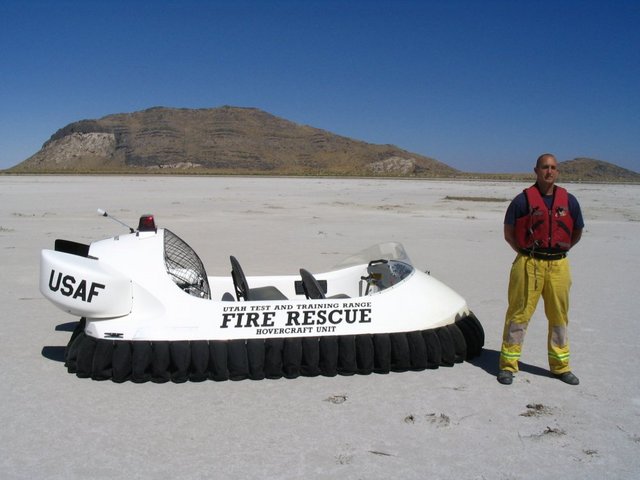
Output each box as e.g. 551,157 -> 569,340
500,254 -> 572,374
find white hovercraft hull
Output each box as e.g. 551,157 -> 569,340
40,222 -> 484,383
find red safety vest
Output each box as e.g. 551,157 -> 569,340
514,185 -> 574,251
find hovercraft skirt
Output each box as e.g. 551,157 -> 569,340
64,315 -> 484,383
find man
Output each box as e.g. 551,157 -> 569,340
498,153 -> 584,386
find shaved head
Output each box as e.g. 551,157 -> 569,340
536,153 -> 557,169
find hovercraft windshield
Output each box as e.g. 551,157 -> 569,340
332,242 -> 413,269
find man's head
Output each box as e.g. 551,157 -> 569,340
534,153 -> 558,192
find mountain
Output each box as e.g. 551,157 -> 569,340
463,157 -> 640,183
10,106 -> 457,176
8,107 -> 638,181
557,158 -> 640,182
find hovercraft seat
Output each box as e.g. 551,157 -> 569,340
299,268 -> 350,300
230,256 -> 288,301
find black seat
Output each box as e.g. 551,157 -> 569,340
299,268 -> 326,299
221,292 -> 235,302
299,268 -> 349,300
230,256 -> 288,301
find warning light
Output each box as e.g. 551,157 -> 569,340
137,214 -> 157,232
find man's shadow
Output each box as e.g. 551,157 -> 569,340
469,348 -> 551,378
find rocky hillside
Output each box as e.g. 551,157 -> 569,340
11,106 -> 457,176
557,158 -> 640,182
464,158 -> 640,183
9,107 -> 638,181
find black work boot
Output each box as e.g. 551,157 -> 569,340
554,371 -> 579,385
497,370 -> 513,385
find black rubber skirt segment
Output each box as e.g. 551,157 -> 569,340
64,314 -> 484,383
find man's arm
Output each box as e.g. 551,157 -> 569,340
504,224 -> 519,253
571,228 -> 583,248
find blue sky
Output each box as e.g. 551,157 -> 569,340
1,0 -> 638,172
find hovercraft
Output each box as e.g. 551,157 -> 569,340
40,211 -> 484,383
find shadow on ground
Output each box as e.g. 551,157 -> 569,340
41,346 -> 65,362
469,348 -> 551,378
41,321 -> 77,363
55,321 -> 78,332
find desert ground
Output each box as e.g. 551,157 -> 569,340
1,175 -> 638,479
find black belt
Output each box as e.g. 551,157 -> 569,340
519,249 -> 567,261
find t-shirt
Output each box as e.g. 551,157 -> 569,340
504,188 -> 585,229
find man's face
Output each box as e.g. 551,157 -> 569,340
535,156 -> 558,187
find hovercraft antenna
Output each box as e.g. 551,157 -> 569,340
97,208 -> 135,233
